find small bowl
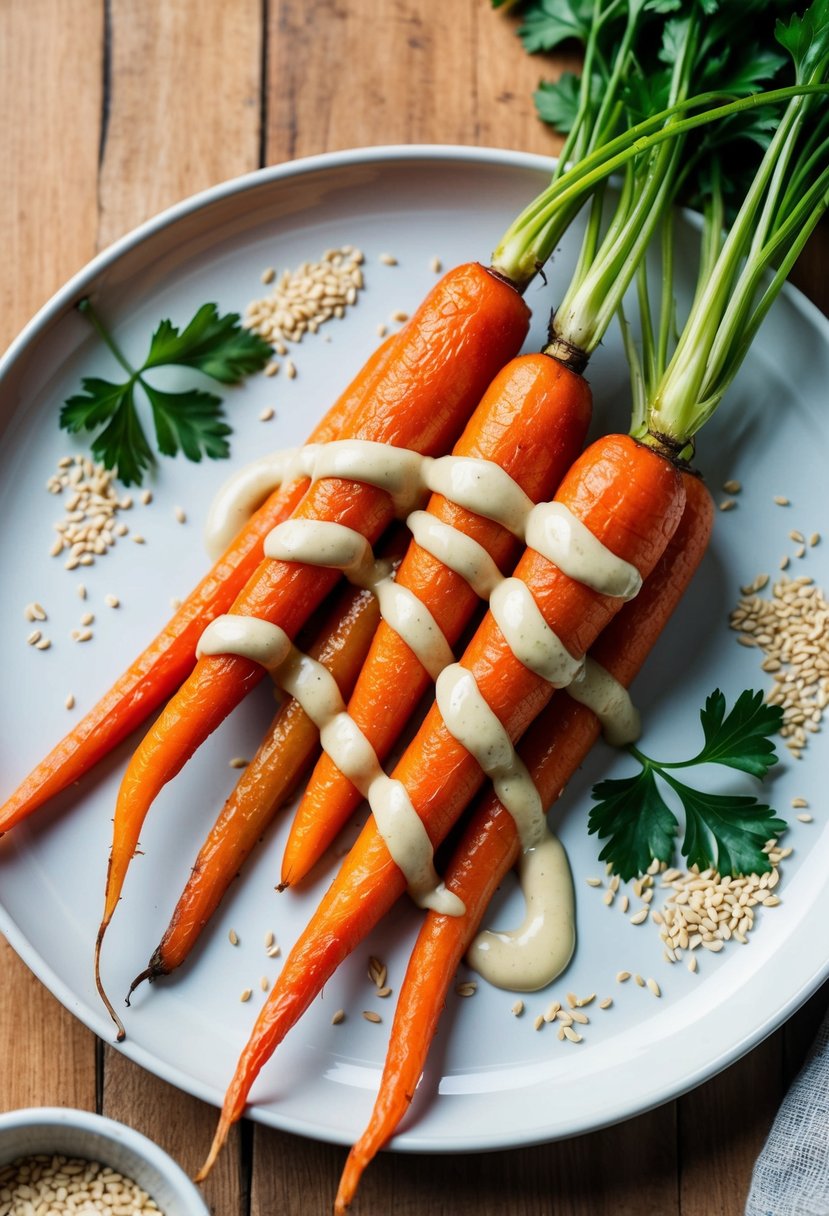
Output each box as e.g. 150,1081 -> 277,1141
0,1107 -> 210,1216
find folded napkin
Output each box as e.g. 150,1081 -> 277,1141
745,1007 -> 829,1216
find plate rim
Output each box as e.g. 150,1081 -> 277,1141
1,142 -> 828,1154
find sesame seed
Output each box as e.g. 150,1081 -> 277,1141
285,359 -> 297,379
774,496 -> 790,506
430,256 -> 443,274
603,889 -> 615,906
566,991 -> 578,1008
719,499 -> 737,512
688,955 -> 698,973
104,594 -> 120,608
722,479 -> 742,494
570,1010 -> 590,1025
228,929 -> 239,946
455,981 -> 477,997
264,931 -> 275,948
634,974 -> 645,987
362,1010 -> 382,1023
65,693 -> 76,710
35,637 -> 52,650
229,757 -> 248,769
544,1001 -> 561,1022
630,908 -> 649,925
240,988 -> 252,1002
174,506 -> 186,524
140,489 -> 153,505
379,253 -> 398,266
80,612 -> 94,627
260,976 -> 269,992
332,1009 -> 346,1025
563,1027 -> 583,1043
796,812 -> 814,823
512,1000 -> 525,1017
791,797 -> 809,809
533,1014 -> 545,1031
391,310 -> 409,323
599,997 -> 613,1009
27,629 -> 42,646
267,945 -> 281,958
376,323 -> 388,337
376,986 -> 392,998
810,533 -> 821,547
170,596 -> 182,610
585,876 -> 602,887
616,971 -> 631,983
790,530 -> 805,543
646,977 -> 661,998
259,407 -> 275,422
75,628 -> 93,643
264,361 -> 279,377
132,535 -> 146,545
261,267 -> 276,284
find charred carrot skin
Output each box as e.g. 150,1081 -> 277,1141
103,264 -> 530,932
0,334 -> 400,835
197,434 -> 686,1175
282,352 -> 593,886
333,472 -> 714,1211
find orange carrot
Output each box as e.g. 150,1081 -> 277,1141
196,433 -> 686,1176
282,350 -> 592,886
130,562 -> 394,992
96,262 -> 529,1033
333,471 -> 714,1211
0,334 -> 400,835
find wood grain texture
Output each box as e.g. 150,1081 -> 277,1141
98,0 -> 263,248
0,0 -> 103,350
1,3 -> 828,1215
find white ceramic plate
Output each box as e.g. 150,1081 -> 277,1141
0,147 -> 827,1153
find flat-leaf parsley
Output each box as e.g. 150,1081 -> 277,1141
588,689 -> 786,880
60,299 -> 272,485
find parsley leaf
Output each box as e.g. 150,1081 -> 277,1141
588,688 -> 786,879
517,0 -> 593,54
534,73 -> 584,131
59,300 -> 272,485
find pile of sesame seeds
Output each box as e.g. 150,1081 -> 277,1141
245,246 -> 366,361
46,455 -> 131,568
731,574 -> 829,758
0,1154 -> 160,1216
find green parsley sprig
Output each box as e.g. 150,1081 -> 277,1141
588,689 -> 786,880
60,299 -> 272,486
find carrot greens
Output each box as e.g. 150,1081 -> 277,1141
589,690 -> 785,880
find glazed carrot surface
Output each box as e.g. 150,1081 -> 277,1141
282,351 -> 592,886
334,471 -> 714,1211
198,433 -> 686,1174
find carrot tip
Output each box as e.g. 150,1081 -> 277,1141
195,1118 -> 229,1183
94,921 -> 126,1041
275,880 -> 289,893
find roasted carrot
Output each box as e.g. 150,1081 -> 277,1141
333,471 -> 714,1211
129,559 -> 396,992
0,334 -> 400,836
95,262 -> 529,1031
282,350 -> 592,886
196,433 -> 685,1176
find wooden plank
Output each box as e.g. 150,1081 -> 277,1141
253,1104 -> 677,1215
0,0 -> 102,1117
98,0 -> 263,248
102,1048 -> 245,1214
0,0 -> 103,349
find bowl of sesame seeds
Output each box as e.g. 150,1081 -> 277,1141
0,1108 -> 210,1216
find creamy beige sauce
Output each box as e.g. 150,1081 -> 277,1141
202,438 -> 646,978
198,613 -> 462,915
467,832 -> 576,991
407,510 -> 503,599
567,657 -> 641,746
525,501 -> 642,599
489,578 -> 584,689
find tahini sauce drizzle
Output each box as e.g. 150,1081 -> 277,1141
200,439 -> 645,985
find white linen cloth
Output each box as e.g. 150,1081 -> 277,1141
745,1008 -> 829,1216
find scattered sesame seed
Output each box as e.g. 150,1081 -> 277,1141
376,986 -> 392,998
376,323 -> 388,337
264,361 -> 279,377
80,612 -> 94,627
25,601 -> 47,622
599,997 -> 613,1010
430,256 -> 443,274
810,532 -> 821,547
630,908 -> 649,925
391,310 -> 409,324
259,407 -> 275,422
719,498 -> 737,512
563,1026 -> 583,1044
634,974 -> 645,987
619,894 -> 629,913
533,1014 -> 545,1031
229,757 -> 248,769
602,889 -> 615,906
796,812 -> 814,823
174,506 -> 186,524
261,267 -> 276,285
566,991 -> 578,1009
774,496 -> 790,506
362,1010 -> 382,1024
570,1010 -> 590,1025
264,931 -> 275,949
722,479 -> 742,494
240,988 -> 252,1002
104,593 -> 120,608
379,253 -> 398,266
544,1001 -> 561,1022
332,1009 -> 346,1025
228,929 -> 239,946
688,955 -> 698,973
75,628 -> 93,643
779,555 -> 790,570
585,876 -> 602,887
512,999 -> 525,1017
455,981 -> 477,997
646,977 -> 662,998
267,944 -> 281,958
132,535 -> 146,545
34,638 -> 52,651
26,629 -> 42,646
616,971 -> 631,983
170,596 -> 183,610
260,976 -> 269,992
65,693 -> 76,710
790,530 -> 805,543
791,797 -> 809,809
140,489 -> 153,505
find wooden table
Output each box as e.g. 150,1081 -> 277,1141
1,4 -> 827,1213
